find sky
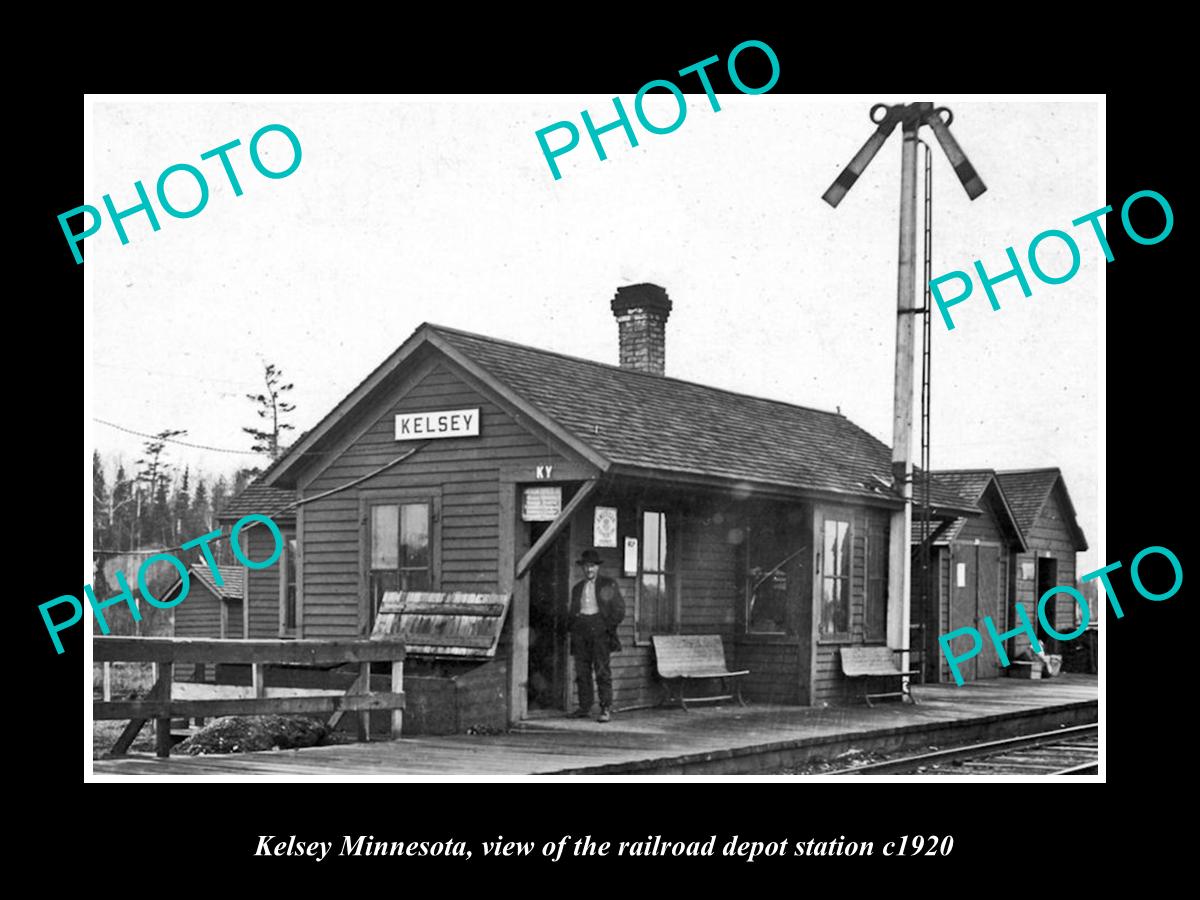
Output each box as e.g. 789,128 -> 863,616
86,95 -> 1103,575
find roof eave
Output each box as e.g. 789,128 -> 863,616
606,464 -> 908,508
264,325 -> 613,488
216,511 -> 297,526
985,475 -> 1030,553
424,331 -> 612,474
263,324 -> 440,488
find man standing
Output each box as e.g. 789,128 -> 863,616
569,549 -> 625,722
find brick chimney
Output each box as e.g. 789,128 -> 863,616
610,283 -> 672,375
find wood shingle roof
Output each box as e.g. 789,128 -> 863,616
995,468 -> 1088,550
435,326 -> 903,500
264,322 -> 979,512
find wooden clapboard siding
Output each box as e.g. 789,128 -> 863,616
174,581 -> 222,682
298,362 -> 572,640
679,514 -> 739,634
812,506 -> 889,706
1011,484 -> 1081,654
245,526 -> 284,639
938,549 -> 951,681
956,508 -> 1004,543
225,601 -> 244,640
1029,488 -> 1079,634
738,639 -> 800,704
455,659 -> 508,731
813,644 -> 853,706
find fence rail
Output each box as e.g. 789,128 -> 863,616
94,636 -> 406,758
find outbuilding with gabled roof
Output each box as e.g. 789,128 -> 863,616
995,468 -> 1089,650
910,469 -> 1027,683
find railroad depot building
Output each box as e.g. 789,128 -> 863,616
205,284 -> 996,727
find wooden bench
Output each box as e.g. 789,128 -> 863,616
839,646 -> 920,707
652,635 -> 749,710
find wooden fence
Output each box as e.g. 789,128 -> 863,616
94,636 -> 406,758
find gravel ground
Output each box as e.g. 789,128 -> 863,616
174,715 -> 331,755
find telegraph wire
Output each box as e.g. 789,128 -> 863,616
93,419 -> 260,455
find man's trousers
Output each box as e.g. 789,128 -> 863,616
571,613 -> 612,710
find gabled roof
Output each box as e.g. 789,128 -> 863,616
995,468 -> 1088,550
192,563 -> 244,601
265,323 -> 979,512
167,563 -> 244,603
217,481 -> 297,523
910,469 -> 1027,550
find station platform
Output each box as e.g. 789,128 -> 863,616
91,673 -> 1097,777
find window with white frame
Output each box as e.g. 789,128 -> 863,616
637,509 -> 676,640
368,501 -> 433,619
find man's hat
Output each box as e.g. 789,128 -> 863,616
576,549 -> 603,566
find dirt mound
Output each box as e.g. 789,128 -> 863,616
175,715 -> 330,755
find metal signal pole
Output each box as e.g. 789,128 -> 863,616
823,102 -> 986,678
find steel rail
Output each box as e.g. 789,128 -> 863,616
827,723 -> 1098,775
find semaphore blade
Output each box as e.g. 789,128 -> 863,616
822,128 -> 892,208
925,113 -> 987,200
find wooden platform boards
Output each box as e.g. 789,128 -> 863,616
92,673 -> 1098,777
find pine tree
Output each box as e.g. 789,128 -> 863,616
211,475 -> 232,565
153,476 -> 171,546
243,362 -> 296,461
173,466 -> 192,540
111,463 -> 134,551
191,477 -> 212,536
92,451 -> 110,550
134,429 -> 185,548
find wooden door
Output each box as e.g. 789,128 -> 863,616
976,545 -> 1002,677
948,547 -> 978,681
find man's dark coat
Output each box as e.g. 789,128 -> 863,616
569,576 -> 626,653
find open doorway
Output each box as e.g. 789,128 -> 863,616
527,521 -> 570,712
1034,557 -> 1059,649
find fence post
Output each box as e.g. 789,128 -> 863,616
391,658 -> 404,739
358,662 -> 372,743
103,661 -> 111,702
154,662 -> 173,759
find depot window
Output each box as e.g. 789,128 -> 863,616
818,513 -> 852,639
368,500 -> 434,619
637,509 -> 677,642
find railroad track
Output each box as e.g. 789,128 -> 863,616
829,724 -> 1098,776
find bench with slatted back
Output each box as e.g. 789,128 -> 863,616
839,646 -> 920,707
652,635 -> 749,710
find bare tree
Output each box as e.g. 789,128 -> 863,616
134,429 -> 186,547
243,362 -> 296,461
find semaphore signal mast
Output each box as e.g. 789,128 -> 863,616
822,102 -> 986,678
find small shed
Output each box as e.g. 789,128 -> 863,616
911,470 -> 1026,682
995,468 -> 1089,653
217,480 -> 297,640
169,563 -> 244,681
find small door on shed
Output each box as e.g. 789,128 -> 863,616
948,548 -> 978,682
975,546 -> 1001,677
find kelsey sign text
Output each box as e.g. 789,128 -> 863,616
395,408 -> 479,441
